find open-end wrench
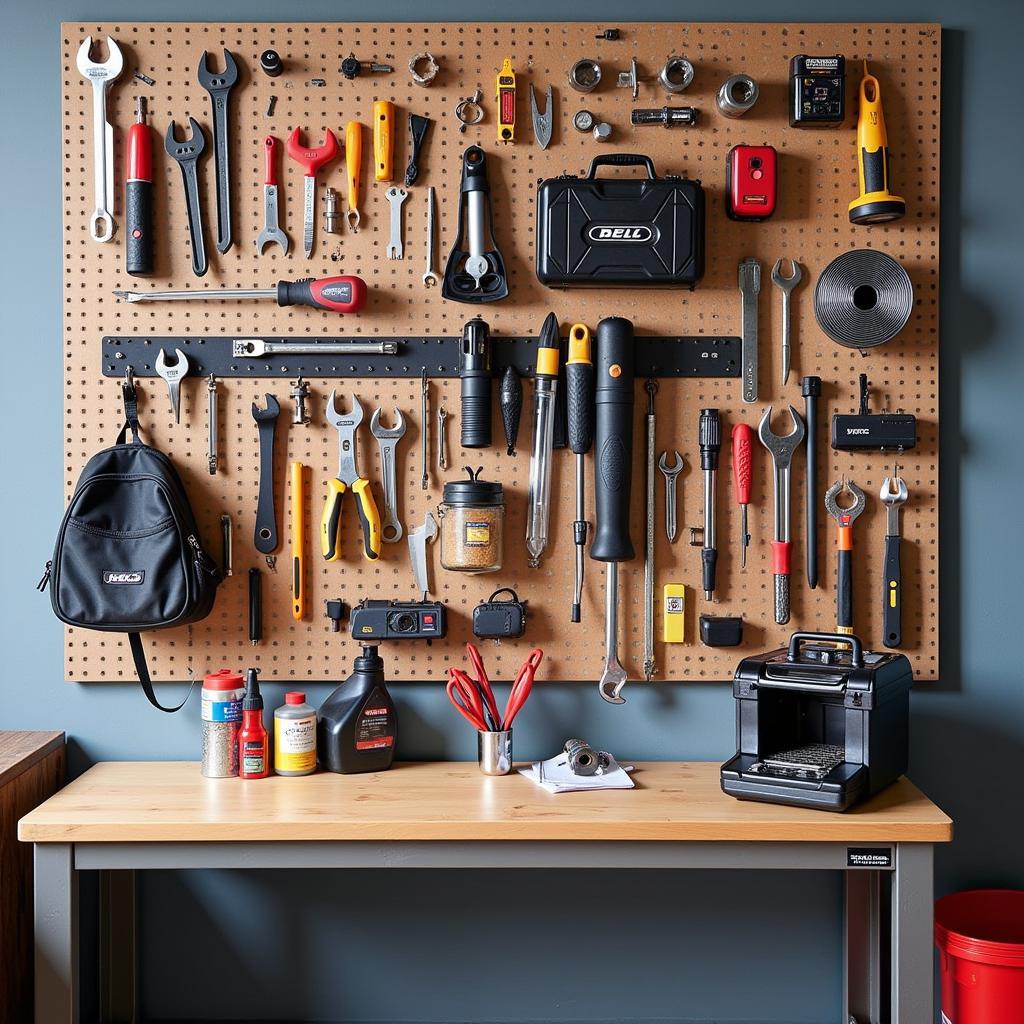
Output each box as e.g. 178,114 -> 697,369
386,187 -> 408,259
197,49 -> 239,254
658,451 -> 684,543
155,348 -> 190,423
739,257 -> 761,404
286,128 -> 340,258
76,36 -> 124,242
825,478 -> 866,635
256,136 -> 289,256
165,119 -> 208,277
370,408 -> 407,543
423,186 -> 439,287
880,471 -> 909,648
771,259 -> 802,386
758,405 -> 805,625
252,394 -> 282,555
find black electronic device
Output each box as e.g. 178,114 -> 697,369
831,374 -> 917,452
721,632 -> 913,812
349,599 -> 446,641
472,588 -> 528,639
789,55 -> 846,127
699,614 -> 744,647
535,154 -> 705,288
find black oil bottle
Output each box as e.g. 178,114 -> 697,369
317,646 -> 397,773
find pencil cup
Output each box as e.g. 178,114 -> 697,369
478,729 -> 513,775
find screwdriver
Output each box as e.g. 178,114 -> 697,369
125,96 -> 153,276
112,275 -> 368,314
697,408 -> 722,601
566,324 -> 594,623
731,423 -> 754,568
525,312 -> 561,568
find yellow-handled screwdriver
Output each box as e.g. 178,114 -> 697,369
849,61 -> 906,225
373,101 -> 394,183
291,461 -> 306,620
566,324 -> 593,623
345,120 -> 363,231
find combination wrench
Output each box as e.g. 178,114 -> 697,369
423,186 -> 439,287
771,259 -> 802,386
165,119 -> 209,277
197,49 -> 239,254
369,408 -> 407,543
386,187 -> 408,259
76,36 -> 124,243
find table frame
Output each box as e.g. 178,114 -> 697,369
34,839 -> 934,1024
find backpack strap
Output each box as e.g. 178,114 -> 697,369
117,369 -> 142,446
128,632 -> 194,713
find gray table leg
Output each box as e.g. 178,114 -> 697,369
100,870 -> 137,1023
845,869 -> 883,1023
890,843 -> 934,1024
34,843 -> 78,1024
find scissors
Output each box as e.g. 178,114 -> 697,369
446,643 -> 542,732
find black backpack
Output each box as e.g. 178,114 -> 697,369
41,378 -> 222,711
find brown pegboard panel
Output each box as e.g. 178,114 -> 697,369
60,22 -> 940,683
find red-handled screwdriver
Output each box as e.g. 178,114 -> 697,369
731,422 -> 754,568
113,275 -> 367,314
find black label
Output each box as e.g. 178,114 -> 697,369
847,847 -> 893,868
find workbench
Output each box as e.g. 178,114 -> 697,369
20,761 -> 951,1024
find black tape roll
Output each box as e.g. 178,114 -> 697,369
814,250 -> 913,349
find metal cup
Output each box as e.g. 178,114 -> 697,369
477,729 -> 513,775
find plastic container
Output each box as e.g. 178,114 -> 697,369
200,669 -> 244,778
935,889 -> 1024,1023
238,668 -> 269,780
274,691 -> 317,776
438,470 -> 504,573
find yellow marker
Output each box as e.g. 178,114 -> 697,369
372,100 -> 394,182
345,120 -> 364,230
663,584 -> 686,643
290,461 -> 306,621
496,57 -> 516,143
849,62 -> 906,225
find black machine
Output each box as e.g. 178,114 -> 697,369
721,633 -> 912,812
535,154 -> 705,288
349,599 -> 446,641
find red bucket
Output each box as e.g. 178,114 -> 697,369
935,889 -> 1024,1023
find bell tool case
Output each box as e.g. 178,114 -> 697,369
40,376 -> 222,712
535,153 -> 705,288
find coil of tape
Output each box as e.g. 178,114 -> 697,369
814,250 -> 914,349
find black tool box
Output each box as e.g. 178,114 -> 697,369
720,633 -> 913,812
535,154 -> 705,288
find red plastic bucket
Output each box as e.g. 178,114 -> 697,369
935,889 -> 1024,1023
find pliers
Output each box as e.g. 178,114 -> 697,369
321,392 -> 382,561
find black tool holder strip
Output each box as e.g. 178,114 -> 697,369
102,335 -> 740,379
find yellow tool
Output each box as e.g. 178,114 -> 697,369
321,392 -> 382,562
373,100 -> 394,182
662,584 -> 686,643
849,62 -> 905,225
290,461 -> 306,620
495,57 -> 516,143
345,120 -> 364,230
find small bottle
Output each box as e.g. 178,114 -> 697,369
238,668 -> 269,780
317,646 -> 397,774
200,668 -> 244,778
274,692 -> 317,776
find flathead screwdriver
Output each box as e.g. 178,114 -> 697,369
731,423 -> 753,568
566,324 -> 594,623
698,408 -> 722,601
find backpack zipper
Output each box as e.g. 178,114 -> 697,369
37,560 -> 52,592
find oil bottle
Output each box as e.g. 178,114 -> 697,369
317,646 -> 397,773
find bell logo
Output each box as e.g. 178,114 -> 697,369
103,571 -> 145,585
586,224 -> 654,244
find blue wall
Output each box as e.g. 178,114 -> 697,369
5,1 -> 1023,1021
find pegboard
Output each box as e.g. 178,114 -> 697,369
59,22 -> 940,685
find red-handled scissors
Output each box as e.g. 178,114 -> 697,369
446,644 -> 542,731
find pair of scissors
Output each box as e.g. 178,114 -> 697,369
446,644 -> 542,732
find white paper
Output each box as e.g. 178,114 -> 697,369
519,753 -> 635,793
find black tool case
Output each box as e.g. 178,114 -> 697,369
535,154 -> 705,288
720,633 -> 913,812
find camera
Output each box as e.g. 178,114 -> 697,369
349,599 -> 447,641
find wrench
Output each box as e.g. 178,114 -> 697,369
165,118 -> 209,277
256,136 -> 289,256
233,339 -> 399,358
880,471 -> 909,649
76,36 -> 124,243
370,408 -> 407,543
825,478 -> 867,635
738,257 -> 761,404
597,563 -> 628,704
658,451 -> 684,543
386,187 -> 408,259
155,348 -> 190,423
197,49 -> 239,254
286,128 -> 340,258
758,406 -> 805,625
771,259 -> 802,386
252,394 -> 281,555
423,186 -> 439,287
437,406 -> 449,470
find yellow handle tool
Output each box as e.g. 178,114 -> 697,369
345,120 -> 363,230
290,461 -> 306,621
496,57 -> 515,143
320,478 -> 382,562
373,101 -> 394,182
849,62 -> 906,225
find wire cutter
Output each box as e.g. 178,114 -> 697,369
321,392 -> 382,561
446,643 -> 542,732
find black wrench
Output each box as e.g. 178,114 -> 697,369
165,118 -> 208,277
197,49 -> 239,255
252,394 -> 281,555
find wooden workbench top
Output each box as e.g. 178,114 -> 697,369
18,762 -> 951,844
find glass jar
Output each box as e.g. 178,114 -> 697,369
438,469 -> 504,573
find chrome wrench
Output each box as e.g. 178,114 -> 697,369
739,257 -> 761,404
771,259 -> 802,387
386,187 -> 408,259
423,186 -> 439,287
370,408 -> 407,543
597,564 -> 628,704
77,36 -> 124,243
155,348 -> 190,423
658,451 -> 684,543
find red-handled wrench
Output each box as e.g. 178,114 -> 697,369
257,136 -> 289,256
731,423 -> 754,568
286,128 -> 340,258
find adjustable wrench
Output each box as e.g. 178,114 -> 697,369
165,119 -> 208,277
197,49 -> 239,254
738,257 -> 761,404
286,128 -> 340,258
76,36 -> 124,243
658,451 -> 684,543
370,408 -> 407,543
771,259 -> 802,386
386,187 -> 408,259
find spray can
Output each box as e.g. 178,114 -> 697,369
238,668 -> 270,779
200,669 -> 244,778
274,692 -> 317,776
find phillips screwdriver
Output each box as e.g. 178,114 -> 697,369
525,313 -> 561,568
566,324 -> 594,623
731,423 -> 754,568
113,275 -> 367,314
125,96 -> 153,276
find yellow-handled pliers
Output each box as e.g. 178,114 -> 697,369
321,392 -> 382,561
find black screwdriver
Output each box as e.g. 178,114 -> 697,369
566,324 -> 594,623
459,316 -> 492,448
698,408 -> 722,601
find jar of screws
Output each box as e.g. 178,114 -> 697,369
438,467 -> 504,573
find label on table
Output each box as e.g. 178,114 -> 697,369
847,847 -> 893,868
